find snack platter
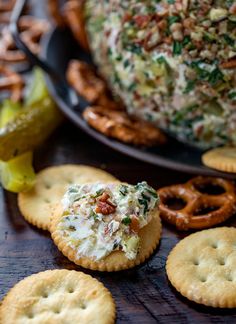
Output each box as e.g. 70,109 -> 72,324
1,1 -> 236,323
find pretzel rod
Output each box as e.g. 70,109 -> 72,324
63,0 -> 89,51
158,176 -> 236,230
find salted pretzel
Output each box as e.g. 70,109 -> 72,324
0,16 -> 49,63
83,106 -> 167,146
67,60 -> 123,110
0,65 -> 24,101
158,176 -> 236,230
63,0 -> 89,51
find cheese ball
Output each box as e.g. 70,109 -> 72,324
85,0 -> 236,148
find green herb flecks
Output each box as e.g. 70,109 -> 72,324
138,198 -> 149,214
120,185 -> 128,196
228,91 -> 236,100
203,32 -> 216,43
123,59 -> 130,68
107,48 -> 112,56
116,54 -> 123,61
147,189 -> 158,198
122,217 -> 131,225
183,80 -> 196,94
91,211 -> 99,221
94,189 -> 104,198
189,61 -> 210,80
127,82 -> 137,92
68,187 -> 78,194
168,15 -> 181,26
141,193 -> 151,202
173,41 -> 182,55
226,0 -> 234,8
182,36 -> 191,47
208,68 -> 224,87
223,34 -> 235,47
156,56 -> 168,64
127,43 -> 142,55
188,61 -> 225,89
172,103 -> 199,125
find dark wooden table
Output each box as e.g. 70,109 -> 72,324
1,122 -> 236,323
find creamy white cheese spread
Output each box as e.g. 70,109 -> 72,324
56,182 -> 159,261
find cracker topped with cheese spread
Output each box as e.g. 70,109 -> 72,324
51,182 -> 161,271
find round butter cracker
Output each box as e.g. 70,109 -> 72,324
51,204 -> 162,272
18,165 -> 118,231
166,227 -> 236,308
202,147 -> 236,173
0,269 -> 115,324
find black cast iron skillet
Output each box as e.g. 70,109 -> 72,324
10,0 -> 236,179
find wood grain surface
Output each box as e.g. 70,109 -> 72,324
1,122 -> 236,323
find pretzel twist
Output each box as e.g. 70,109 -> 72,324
83,106 -> 167,146
66,60 -> 123,110
158,176 -> 236,230
0,65 -> 24,102
0,16 -> 49,63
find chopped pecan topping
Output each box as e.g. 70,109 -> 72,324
95,192 -> 117,215
95,201 -> 116,215
221,59 -> 236,69
130,216 -> 140,233
99,192 -> 110,203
